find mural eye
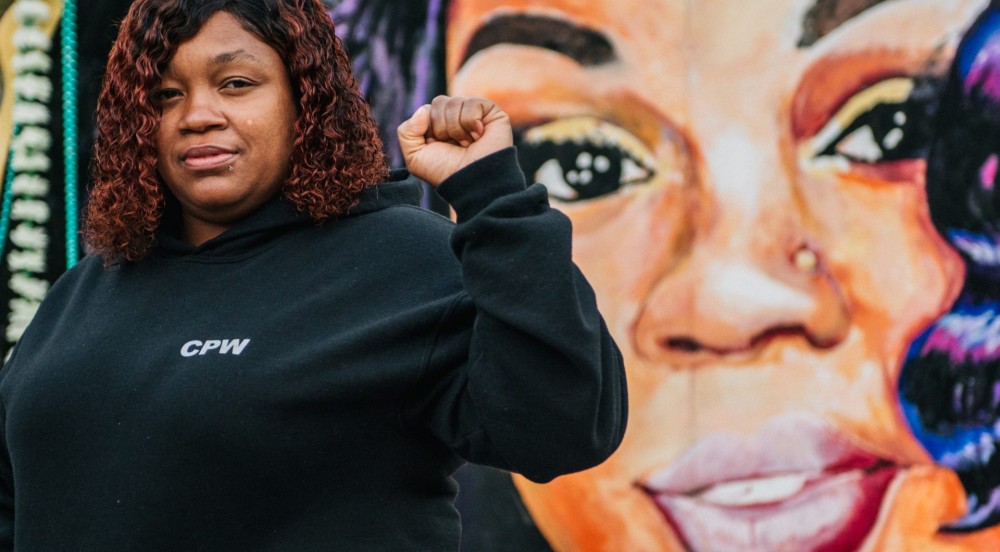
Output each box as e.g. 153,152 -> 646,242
806,77 -> 936,164
514,116 -> 657,202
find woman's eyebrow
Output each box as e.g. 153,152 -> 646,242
798,0 -> 890,47
209,49 -> 265,66
459,14 -> 616,69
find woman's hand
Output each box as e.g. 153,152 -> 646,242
397,96 -> 514,186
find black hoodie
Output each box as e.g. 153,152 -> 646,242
0,148 -> 626,551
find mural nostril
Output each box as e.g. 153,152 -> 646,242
665,337 -> 702,352
663,325 -> 818,356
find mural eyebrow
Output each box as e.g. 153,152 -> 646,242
460,14 -> 616,68
798,0 -> 890,47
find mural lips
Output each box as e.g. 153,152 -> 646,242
639,415 -> 898,551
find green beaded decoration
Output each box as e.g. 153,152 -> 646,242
61,0 -> 78,268
0,128 -> 17,260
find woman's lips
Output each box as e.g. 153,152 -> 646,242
182,146 -> 237,170
639,415 -> 900,552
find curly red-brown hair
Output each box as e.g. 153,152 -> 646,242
85,0 -> 389,262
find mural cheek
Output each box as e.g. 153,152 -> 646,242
820,351 -> 932,464
865,466 -> 1000,551
514,470 -> 688,552
571,190 -> 684,282
793,167 -> 962,452
806,166 -> 963,371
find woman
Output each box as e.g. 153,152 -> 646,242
336,0 -> 1000,549
0,0 -> 627,550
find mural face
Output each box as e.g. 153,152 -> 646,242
446,0 -> 1000,550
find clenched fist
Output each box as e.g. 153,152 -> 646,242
397,96 -> 514,186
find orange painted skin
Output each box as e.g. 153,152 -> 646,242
446,0 -> 1000,550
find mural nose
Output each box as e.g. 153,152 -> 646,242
632,243 -> 850,365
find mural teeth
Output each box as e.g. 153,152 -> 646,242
697,473 -> 811,507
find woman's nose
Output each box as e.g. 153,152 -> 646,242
178,92 -> 226,133
632,238 -> 850,365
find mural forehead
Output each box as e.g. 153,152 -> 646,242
446,0 -> 982,47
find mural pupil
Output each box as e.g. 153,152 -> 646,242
868,104 -> 914,160
515,137 -> 626,201
823,84 -> 938,164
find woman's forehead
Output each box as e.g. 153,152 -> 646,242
163,12 -> 278,70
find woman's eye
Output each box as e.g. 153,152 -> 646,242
806,76 -> 938,164
514,116 -> 657,202
155,88 -> 181,102
222,78 -> 254,90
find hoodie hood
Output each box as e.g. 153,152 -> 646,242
152,169 -> 423,259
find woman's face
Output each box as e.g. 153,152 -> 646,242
448,0 -> 1000,549
155,11 -> 297,246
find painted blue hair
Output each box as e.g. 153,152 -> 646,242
901,2 -> 1000,533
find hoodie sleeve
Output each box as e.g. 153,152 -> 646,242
401,147 -> 628,483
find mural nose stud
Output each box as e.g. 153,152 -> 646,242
793,246 -> 819,272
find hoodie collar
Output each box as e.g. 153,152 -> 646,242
152,169 -> 422,259
348,169 -> 423,215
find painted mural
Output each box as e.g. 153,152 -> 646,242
3,0 -> 1000,550
332,0 -> 1000,550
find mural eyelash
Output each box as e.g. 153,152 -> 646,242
808,75 -> 942,165
513,118 -> 657,202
